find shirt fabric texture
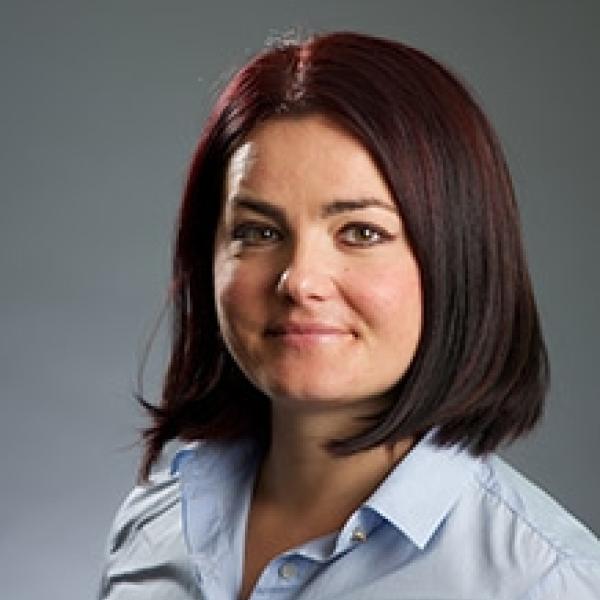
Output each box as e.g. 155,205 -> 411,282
99,432 -> 600,599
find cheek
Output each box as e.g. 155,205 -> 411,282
213,257 -> 270,328
347,261 -> 423,333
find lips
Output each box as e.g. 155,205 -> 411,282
265,322 -> 349,336
264,321 -> 354,349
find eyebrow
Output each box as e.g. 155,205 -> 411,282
230,195 -> 398,221
321,198 -> 398,217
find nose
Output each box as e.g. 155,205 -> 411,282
276,240 -> 337,304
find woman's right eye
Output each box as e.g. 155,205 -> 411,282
231,222 -> 283,245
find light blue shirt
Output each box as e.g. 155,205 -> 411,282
99,432 -> 600,599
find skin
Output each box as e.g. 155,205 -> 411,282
214,115 -> 422,413
213,114 -> 423,597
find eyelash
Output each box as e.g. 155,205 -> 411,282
338,222 -> 393,246
231,221 -> 394,248
231,222 -> 283,245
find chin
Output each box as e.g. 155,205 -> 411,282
264,378 -> 380,409
264,380 -> 351,405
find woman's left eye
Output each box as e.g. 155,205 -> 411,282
338,223 -> 392,246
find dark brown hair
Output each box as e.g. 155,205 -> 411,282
138,31 -> 549,479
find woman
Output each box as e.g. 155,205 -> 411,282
99,31 -> 600,599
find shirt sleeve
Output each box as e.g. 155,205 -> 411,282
524,558 -> 600,599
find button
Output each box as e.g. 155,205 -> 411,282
350,527 -> 367,542
278,562 -> 298,579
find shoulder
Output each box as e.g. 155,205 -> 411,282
474,456 -> 600,561
99,466 -> 201,599
463,455 -> 600,597
105,466 -> 182,555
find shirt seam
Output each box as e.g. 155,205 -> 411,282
472,468 -> 570,560
517,555 -> 600,599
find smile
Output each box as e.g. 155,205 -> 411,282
265,323 -> 353,346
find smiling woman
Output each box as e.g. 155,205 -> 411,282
99,31 -> 600,600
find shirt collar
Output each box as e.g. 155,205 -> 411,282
364,430 -> 480,550
171,437 -> 259,486
172,431 -> 479,553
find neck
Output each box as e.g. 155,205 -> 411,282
254,403 -> 415,520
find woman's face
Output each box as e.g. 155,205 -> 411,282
213,115 -> 422,410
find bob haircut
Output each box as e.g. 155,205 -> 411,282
139,31 -> 549,479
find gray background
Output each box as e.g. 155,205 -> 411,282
1,2 -> 598,599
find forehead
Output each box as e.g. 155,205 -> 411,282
224,115 -> 394,205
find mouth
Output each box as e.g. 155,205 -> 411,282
264,322 -> 354,346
